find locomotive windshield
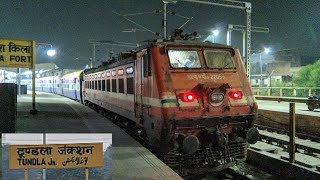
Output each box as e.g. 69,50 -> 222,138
168,50 -> 201,68
203,50 -> 235,69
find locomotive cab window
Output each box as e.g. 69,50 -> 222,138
203,50 -> 235,69
168,50 -> 201,68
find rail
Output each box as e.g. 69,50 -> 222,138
254,96 -> 320,163
252,87 -> 320,97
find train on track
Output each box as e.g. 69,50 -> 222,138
22,33 -> 259,174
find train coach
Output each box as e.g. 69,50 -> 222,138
82,35 -> 260,173
22,70 -> 82,101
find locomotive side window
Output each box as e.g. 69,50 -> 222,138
111,70 -> 116,76
127,77 -> 134,94
98,80 -> 101,90
168,50 -> 201,68
112,79 -> 117,92
143,51 -> 151,77
118,79 -> 124,93
118,69 -> 124,76
102,80 -> 106,91
126,67 -> 134,74
203,50 -> 235,69
107,79 -> 110,92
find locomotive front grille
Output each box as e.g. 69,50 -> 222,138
164,142 -> 247,169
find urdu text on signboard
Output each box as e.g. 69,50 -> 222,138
9,143 -> 103,169
0,39 -> 33,68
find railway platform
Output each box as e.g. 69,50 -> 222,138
13,92 -> 182,180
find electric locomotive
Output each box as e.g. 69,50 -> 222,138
82,33 -> 259,173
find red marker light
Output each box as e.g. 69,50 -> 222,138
229,91 -> 242,100
187,94 -> 194,101
181,92 -> 196,102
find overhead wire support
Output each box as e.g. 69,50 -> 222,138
180,0 -> 246,10
165,10 -> 194,29
112,11 -> 161,36
178,17 -> 193,29
88,39 -> 137,68
98,40 -> 138,48
123,10 -> 162,16
167,11 -> 192,20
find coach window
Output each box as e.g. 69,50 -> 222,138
107,79 -> 110,92
143,50 -> 151,77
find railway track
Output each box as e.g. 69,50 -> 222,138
255,125 -> 320,157
199,161 -> 278,180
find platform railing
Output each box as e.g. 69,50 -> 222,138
252,87 -> 320,97
254,96 -> 320,163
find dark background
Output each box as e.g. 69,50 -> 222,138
1,0 -> 319,69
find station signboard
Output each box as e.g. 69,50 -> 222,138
0,39 -> 34,68
9,143 -> 103,169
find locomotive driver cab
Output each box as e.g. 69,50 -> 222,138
168,50 -> 201,68
184,55 -> 197,68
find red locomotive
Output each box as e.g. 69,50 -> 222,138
82,34 -> 259,173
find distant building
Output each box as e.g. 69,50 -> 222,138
250,48 -> 320,87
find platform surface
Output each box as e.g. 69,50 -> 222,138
13,92 -> 182,180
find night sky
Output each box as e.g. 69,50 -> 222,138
1,0 -> 319,69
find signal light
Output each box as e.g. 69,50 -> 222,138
229,91 -> 242,100
181,92 -> 196,102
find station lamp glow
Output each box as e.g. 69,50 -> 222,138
212,29 -> 220,36
47,49 -> 56,57
211,29 -> 220,43
264,47 -> 271,54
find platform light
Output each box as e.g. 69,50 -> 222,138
211,29 -> 220,43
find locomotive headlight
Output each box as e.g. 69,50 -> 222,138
210,92 -> 224,103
